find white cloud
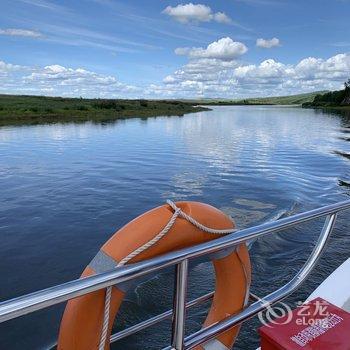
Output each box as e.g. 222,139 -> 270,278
0,60 -> 23,72
162,3 -> 232,24
256,37 -> 280,48
294,54 -> 350,80
175,37 -> 248,60
163,75 -> 176,84
174,47 -> 191,56
0,28 -> 43,38
1,53 -> 350,99
0,61 -> 139,97
213,12 -> 232,24
163,3 -> 212,23
152,53 -> 350,98
0,60 -> 26,80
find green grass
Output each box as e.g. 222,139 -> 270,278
187,91 -> 327,106
0,94 -> 209,126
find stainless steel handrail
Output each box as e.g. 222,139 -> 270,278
0,199 -> 349,350
110,291 -> 259,344
111,291 -> 214,343
179,213 -> 338,349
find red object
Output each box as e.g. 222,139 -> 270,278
259,297 -> 350,349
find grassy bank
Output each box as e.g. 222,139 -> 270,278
187,91 -> 326,106
0,95 -> 209,126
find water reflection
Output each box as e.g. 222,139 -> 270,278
0,106 -> 349,350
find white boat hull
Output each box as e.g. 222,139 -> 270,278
306,258 -> 350,312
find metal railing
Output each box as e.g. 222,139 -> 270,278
0,200 -> 350,349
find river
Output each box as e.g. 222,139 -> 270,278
0,105 -> 349,349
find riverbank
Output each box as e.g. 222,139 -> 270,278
308,105 -> 350,112
0,95 -> 209,126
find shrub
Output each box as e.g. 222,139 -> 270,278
92,100 -> 118,109
310,89 -> 346,106
76,105 -> 89,111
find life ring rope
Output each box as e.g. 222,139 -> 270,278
98,200 -> 238,350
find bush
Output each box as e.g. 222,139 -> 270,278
76,105 -> 89,111
92,100 -> 118,109
308,89 -> 346,107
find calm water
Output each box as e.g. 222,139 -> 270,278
0,106 -> 350,350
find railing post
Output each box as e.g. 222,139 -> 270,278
171,259 -> 189,350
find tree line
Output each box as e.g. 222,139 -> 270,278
303,79 -> 350,108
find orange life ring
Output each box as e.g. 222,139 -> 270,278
58,201 -> 251,350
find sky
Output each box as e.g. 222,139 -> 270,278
0,0 -> 350,99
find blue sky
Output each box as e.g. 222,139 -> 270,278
0,0 -> 350,98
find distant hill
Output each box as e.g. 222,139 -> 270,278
235,91 -> 328,105
189,91 -> 328,106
